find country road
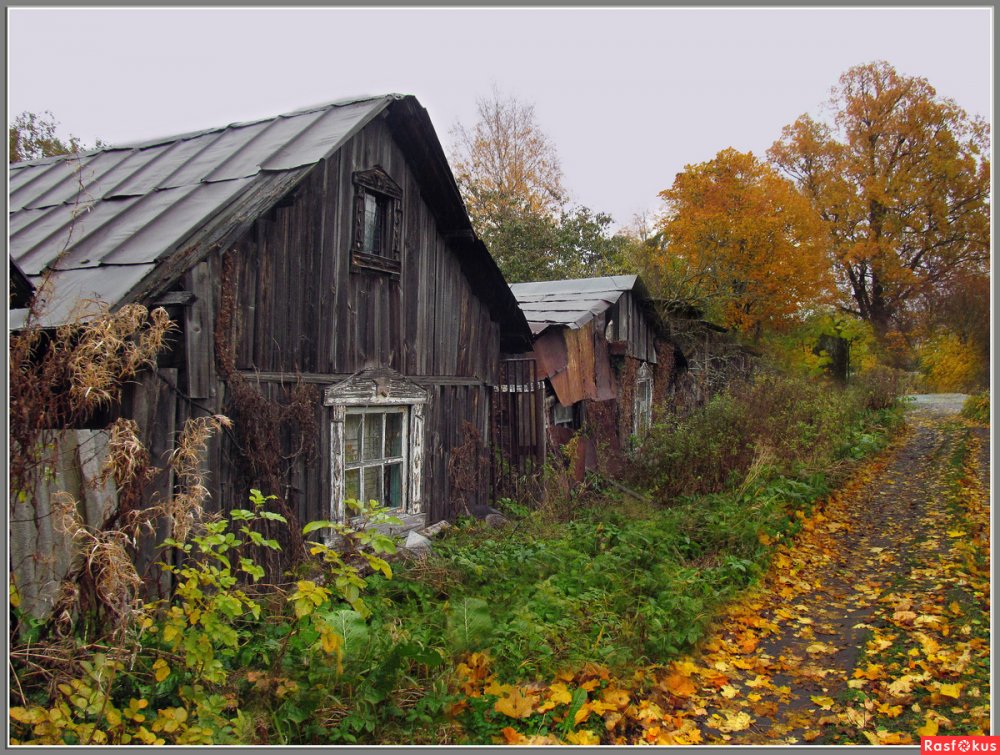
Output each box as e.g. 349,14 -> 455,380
659,393 -> 992,744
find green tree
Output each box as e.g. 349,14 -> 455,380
9,110 -> 85,163
768,61 -> 990,342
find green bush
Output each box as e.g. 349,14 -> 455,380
628,372 -> 881,501
961,390 -> 990,424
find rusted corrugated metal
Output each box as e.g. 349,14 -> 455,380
532,318 -> 618,406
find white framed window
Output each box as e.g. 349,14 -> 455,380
634,362 -> 654,439
343,407 -> 408,510
325,369 -> 427,523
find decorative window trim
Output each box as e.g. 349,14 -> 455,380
325,369 -> 427,523
350,166 -> 403,277
633,362 -> 654,440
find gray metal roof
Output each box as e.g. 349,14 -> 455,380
509,275 -> 641,334
9,96 -> 397,327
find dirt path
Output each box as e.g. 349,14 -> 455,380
664,396 -> 991,744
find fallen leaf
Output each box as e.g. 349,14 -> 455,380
494,688 -> 538,719
499,726 -> 526,744
661,673 -> 697,698
810,695 -> 835,710
710,710 -> 753,733
917,717 -> 939,737
565,729 -> 601,745
939,683 -> 962,699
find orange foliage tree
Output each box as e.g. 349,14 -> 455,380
652,148 -> 832,340
768,61 -> 990,342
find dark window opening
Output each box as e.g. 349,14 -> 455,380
351,167 -> 403,276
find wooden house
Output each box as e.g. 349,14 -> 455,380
9,93 -> 532,578
508,275 -> 685,476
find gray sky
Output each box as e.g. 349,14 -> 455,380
6,7 -> 993,229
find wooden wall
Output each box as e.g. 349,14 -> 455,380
605,291 -> 658,365
207,116 -> 500,525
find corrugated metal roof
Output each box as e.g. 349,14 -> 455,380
9,95 -> 397,327
509,275 -> 640,332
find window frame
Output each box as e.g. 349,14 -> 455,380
633,362 -> 654,440
350,166 -> 403,277
325,370 -> 427,524
343,407 -> 409,512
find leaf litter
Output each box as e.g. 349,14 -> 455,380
455,404 -> 990,744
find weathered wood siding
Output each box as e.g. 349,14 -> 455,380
605,291 -> 657,365
215,116 -> 499,524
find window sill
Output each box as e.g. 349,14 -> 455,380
351,251 -> 401,277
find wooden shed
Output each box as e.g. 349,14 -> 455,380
508,275 -> 685,476
9,94 -> 532,566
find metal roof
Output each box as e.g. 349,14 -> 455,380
509,275 -> 642,334
9,96 -> 397,327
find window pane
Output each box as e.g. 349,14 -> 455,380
384,463 -> 402,509
363,413 -> 384,460
363,193 -> 379,253
345,468 -> 360,502
345,414 -> 362,463
363,465 -> 382,505
385,412 -> 403,457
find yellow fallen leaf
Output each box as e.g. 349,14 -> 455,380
810,695 -> 835,710
600,687 -> 630,709
720,684 -> 739,699
536,682 -> 573,712
661,673 -> 697,698
499,726 -> 526,744
484,680 -> 513,697
878,703 -> 903,718
494,688 -> 538,719
806,642 -> 836,655
947,530 -> 967,538
917,716 -> 939,736
565,729 -> 601,745
939,683 -> 962,699
710,710 -> 753,733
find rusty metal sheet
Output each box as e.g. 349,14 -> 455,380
533,322 -> 601,406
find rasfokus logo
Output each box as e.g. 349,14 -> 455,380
922,737 -> 1000,753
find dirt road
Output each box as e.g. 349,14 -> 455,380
675,395 -> 991,744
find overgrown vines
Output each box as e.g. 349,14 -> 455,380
214,247 -> 318,570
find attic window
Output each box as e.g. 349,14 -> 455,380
351,167 -> 402,276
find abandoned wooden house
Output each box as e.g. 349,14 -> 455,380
9,95 -> 534,609
506,275 -> 686,478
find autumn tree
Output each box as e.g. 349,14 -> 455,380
768,61 -> 990,342
650,148 -> 832,340
450,87 -> 566,226
450,89 -> 626,282
9,110 -> 85,163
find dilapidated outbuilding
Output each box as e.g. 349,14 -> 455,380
9,95 -> 533,610
508,275 -> 686,477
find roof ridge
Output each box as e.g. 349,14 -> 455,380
9,94 -> 407,167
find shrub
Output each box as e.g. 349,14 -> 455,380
961,391 -> 990,424
852,365 -> 908,411
628,372 -> 875,501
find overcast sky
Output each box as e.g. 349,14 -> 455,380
6,7 -> 993,229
